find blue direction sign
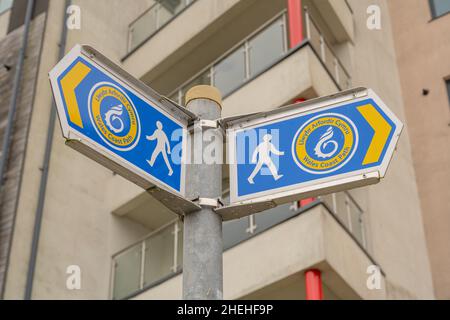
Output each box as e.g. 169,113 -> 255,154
226,88 -> 403,206
49,45 -> 194,196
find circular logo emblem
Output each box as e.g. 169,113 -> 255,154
292,113 -> 358,174
88,82 -> 141,151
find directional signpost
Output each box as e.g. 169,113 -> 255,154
49,45 -> 200,215
50,45 -> 403,300
218,88 -> 403,220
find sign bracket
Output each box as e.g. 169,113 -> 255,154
147,186 -> 201,216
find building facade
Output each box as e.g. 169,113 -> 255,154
388,0 -> 450,299
0,0 -> 435,299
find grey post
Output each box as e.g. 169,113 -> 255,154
183,85 -> 223,300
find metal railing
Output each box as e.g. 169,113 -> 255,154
110,191 -> 365,299
128,0 -> 196,52
304,7 -> 352,90
167,8 -> 351,104
111,220 -> 183,300
110,201 -> 302,299
319,192 -> 366,248
167,11 -> 289,103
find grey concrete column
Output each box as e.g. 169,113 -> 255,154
183,85 -> 223,300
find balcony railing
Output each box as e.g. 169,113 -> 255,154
319,192 -> 366,248
304,7 -> 351,91
111,191 -> 365,299
167,8 -> 351,104
111,220 -> 183,300
128,0 -> 196,53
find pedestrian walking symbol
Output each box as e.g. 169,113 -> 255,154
247,134 -> 284,184
147,121 -> 173,177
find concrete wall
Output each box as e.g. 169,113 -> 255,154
388,0 -> 450,299
0,13 -> 46,298
345,0 -> 434,299
4,0 -> 154,299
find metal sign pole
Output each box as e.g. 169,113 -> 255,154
183,86 -> 223,300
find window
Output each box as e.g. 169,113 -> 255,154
170,13 -> 290,101
248,16 -> 286,77
181,70 -> 211,98
319,192 -> 366,249
128,0 -> 195,52
213,46 -> 246,97
446,79 -> 450,106
0,0 -> 13,15
143,226 -> 176,286
429,0 -> 450,19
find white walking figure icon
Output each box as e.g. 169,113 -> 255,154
146,121 -> 173,176
247,134 -> 284,184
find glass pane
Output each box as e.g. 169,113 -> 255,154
446,79 -> 450,105
168,91 -> 181,104
323,42 -> 336,80
113,243 -> 142,299
143,224 -> 175,286
0,0 -> 13,15
255,203 -> 299,233
334,192 -> 349,228
176,221 -> 183,272
157,5 -> 175,28
223,215 -> 253,250
248,18 -> 285,76
431,0 -> 450,17
129,0 -> 194,51
337,62 -> 351,90
213,46 -> 246,96
159,0 -> 186,16
348,199 -> 365,246
181,70 -> 211,98
307,18 -> 321,59
320,194 -> 334,211
223,202 -> 299,250
129,6 -> 158,51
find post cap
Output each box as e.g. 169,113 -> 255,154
185,85 -> 222,108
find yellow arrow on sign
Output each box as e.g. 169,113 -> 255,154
60,61 -> 91,128
357,104 -> 392,165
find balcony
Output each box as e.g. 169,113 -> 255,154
127,0 -> 197,53
110,191 -> 376,300
0,0 -> 12,38
123,1 -> 352,95
166,7 -> 351,114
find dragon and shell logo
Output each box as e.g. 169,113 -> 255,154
88,82 -> 141,151
292,113 -> 358,174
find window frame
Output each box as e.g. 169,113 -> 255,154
429,0 -> 450,20
445,78 -> 450,107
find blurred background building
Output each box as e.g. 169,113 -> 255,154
388,0 -> 450,300
0,0 -> 446,300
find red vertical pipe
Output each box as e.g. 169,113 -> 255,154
305,269 -> 323,300
287,0 -> 303,48
300,198 -> 315,207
